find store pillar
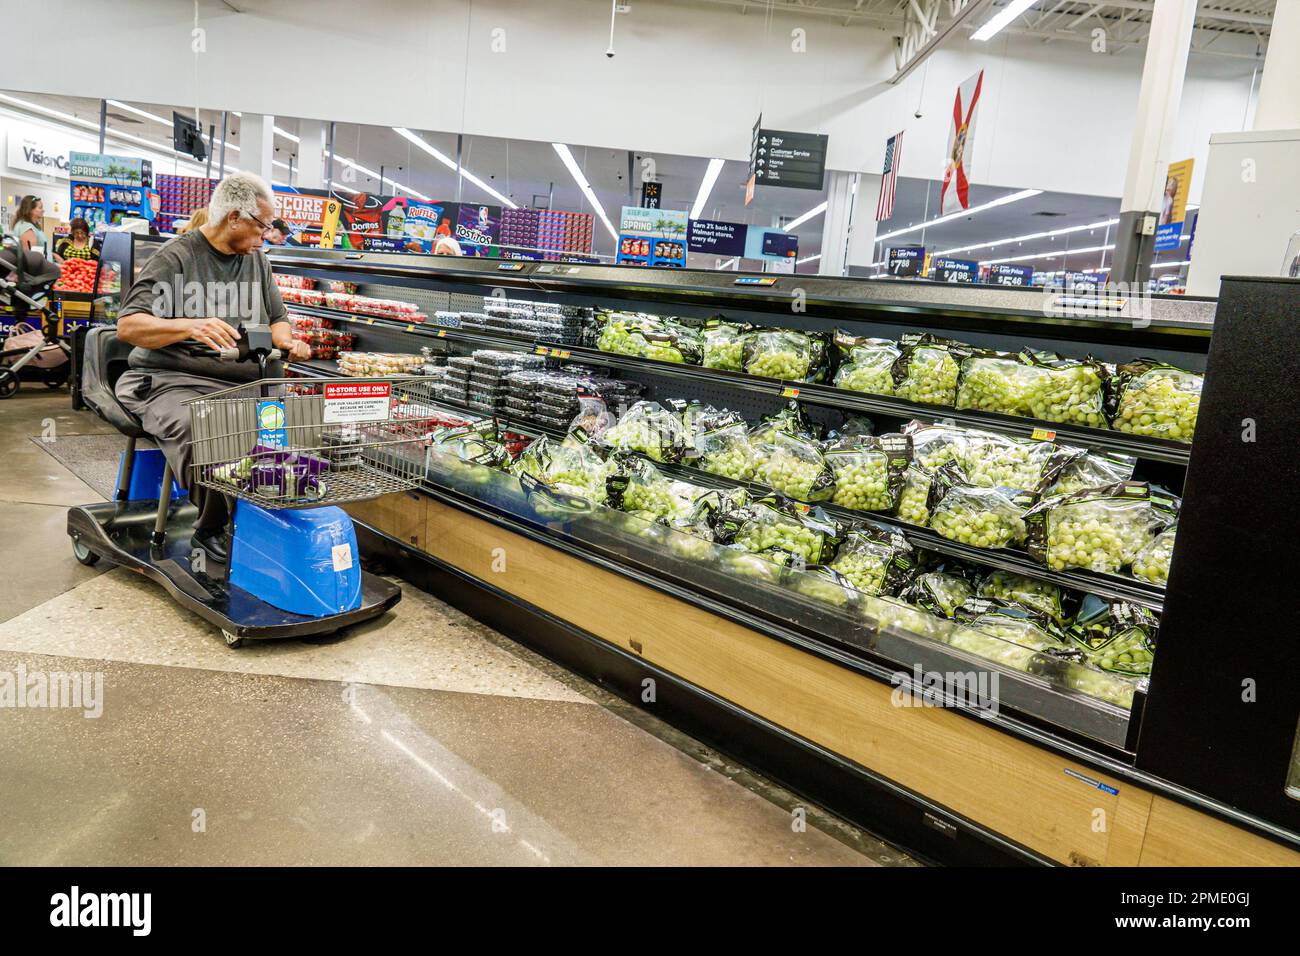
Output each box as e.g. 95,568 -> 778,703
1110,0 -> 1196,286
238,112 -> 275,183
818,171 -> 879,277
297,120 -> 327,189
1253,0 -> 1300,131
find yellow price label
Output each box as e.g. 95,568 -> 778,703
780,387 -> 800,398
550,349 -> 570,359
1031,427 -> 1057,441
406,324 -> 416,332
365,317 -> 374,325
535,346 -> 549,355
437,329 -> 447,337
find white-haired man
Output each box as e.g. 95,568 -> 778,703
114,171 -> 311,563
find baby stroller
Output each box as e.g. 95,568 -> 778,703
0,244 -> 70,398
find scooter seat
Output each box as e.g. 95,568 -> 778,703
80,326 -> 147,438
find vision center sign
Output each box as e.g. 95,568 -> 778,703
5,120 -> 77,180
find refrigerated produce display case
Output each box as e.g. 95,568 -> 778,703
258,241 -> 1298,866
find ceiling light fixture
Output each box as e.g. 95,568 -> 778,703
690,158 -> 725,220
394,127 -> 517,208
980,243 -> 1114,266
931,217 -> 1120,258
876,188 -> 1043,242
552,142 -> 619,242
784,200 -> 828,233
972,0 -> 1037,42
797,253 -> 821,265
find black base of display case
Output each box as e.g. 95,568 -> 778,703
355,521 -> 1051,867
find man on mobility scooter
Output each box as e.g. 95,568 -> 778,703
113,172 -> 311,563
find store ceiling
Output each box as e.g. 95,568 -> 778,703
6,88 -> 1188,272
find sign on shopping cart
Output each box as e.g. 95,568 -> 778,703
322,382 -> 392,424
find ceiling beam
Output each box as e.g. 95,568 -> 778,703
890,0 -> 991,84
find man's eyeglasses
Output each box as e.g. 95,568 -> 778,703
243,210 -> 274,236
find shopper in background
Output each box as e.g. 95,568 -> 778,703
112,171 -> 311,563
433,236 -> 463,256
266,218 -> 291,246
177,207 -> 209,235
54,218 -> 99,261
10,196 -> 56,261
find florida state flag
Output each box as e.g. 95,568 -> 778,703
940,69 -> 984,216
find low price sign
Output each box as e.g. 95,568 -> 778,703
887,246 -> 924,277
931,257 -> 978,283
987,263 -> 1034,287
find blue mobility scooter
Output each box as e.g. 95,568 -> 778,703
66,324 -> 438,647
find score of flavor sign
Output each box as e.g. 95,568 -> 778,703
272,187 -> 452,253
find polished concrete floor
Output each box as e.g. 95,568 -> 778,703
0,388 -> 915,866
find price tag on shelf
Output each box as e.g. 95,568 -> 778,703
437,330 -> 447,338
1030,428 -> 1057,441
792,501 -> 810,514
550,349 -> 571,359
780,387 -> 800,398
534,346 -> 549,355
365,318 -> 374,325
406,324 -> 416,332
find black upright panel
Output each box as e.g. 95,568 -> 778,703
1137,276 -> 1300,838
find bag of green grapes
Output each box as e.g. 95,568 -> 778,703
926,462 -> 1035,551
828,527 -> 917,596
955,349 -> 1040,416
670,400 -> 744,459
824,433 -> 912,513
752,430 -> 837,502
960,429 -> 1084,492
743,328 -> 829,383
718,543 -> 793,583
429,423 -> 512,470
1022,480 -> 1176,574
1130,524 -> 1176,586
513,434 -> 615,504
640,321 -> 703,365
749,400 -> 820,445
594,310 -> 654,357
601,400 -> 690,462
1066,595 -> 1158,677
1047,450 -> 1136,496
952,598 -> 1070,654
1020,351 -> 1112,429
697,421 -> 759,481
900,420 -> 969,473
712,494 -> 842,567
1111,359 -> 1203,442
788,565 -> 862,609
701,317 -> 751,371
832,332 -> 900,396
892,333 -> 969,406
604,453 -> 711,523
902,570 -> 976,619
896,465 -> 933,526
976,569 -> 1067,623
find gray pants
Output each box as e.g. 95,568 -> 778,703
115,369 -> 233,531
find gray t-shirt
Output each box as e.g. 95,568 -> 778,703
121,229 -> 287,381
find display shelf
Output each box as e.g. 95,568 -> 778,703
285,302 -> 1193,465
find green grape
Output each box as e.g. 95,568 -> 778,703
830,456 -> 892,511
643,342 -> 687,363
829,550 -> 889,595
978,571 -> 1063,621
1062,663 -> 1136,708
746,349 -> 809,381
931,501 -> 1026,550
1025,364 -> 1108,428
1115,371 -> 1201,442
753,447 -> 822,500
956,358 -> 1033,415
961,438 -> 1042,490
792,571 -> 852,607
835,363 -> 895,395
734,520 -> 824,563
668,529 -> 716,562
622,481 -> 679,519
949,629 -> 1038,673
721,547 -> 786,582
897,347 -> 959,406
703,340 -> 744,371
909,572 -> 973,618
1086,627 -> 1155,675
897,470 -> 931,526
1043,500 -> 1156,573
1131,528 -> 1175,585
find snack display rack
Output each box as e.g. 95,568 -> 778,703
249,244 -> 1300,866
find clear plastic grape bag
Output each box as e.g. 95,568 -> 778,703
701,317 -> 750,371
960,430 -> 1083,492
902,570 -> 974,618
1023,481 -> 1176,574
955,350 -> 1040,416
833,332 -> 899,396
1130,525 -> 1176,585
1066,595 -> 1157,677
604,454 -> 712,523
601,400 -> 689,462
512,434 -> 614,504
1048,450 -> 1136,495
752,430 -> 836,502
825,434 -> 912,513
712,494 -> 842,566
901,420 -> 968,473
743,328 -> 828,382
896,465 -> 933,526
828,527 -> 917,596
788,566 -> 861,609
1021,352 -> 1111,429
698,421 -> 759,481
1112,359 -> 1203,442
977,570 -> 1066,623
927,463 -> 1033,551
893,334 -> 968,406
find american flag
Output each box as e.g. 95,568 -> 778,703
876,131 -> 903,221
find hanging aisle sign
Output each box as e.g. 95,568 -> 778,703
748,114 -> 828,191
939,70 -> 984,216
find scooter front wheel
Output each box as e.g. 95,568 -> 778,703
71,538 -> 100,566
0,369 -> 18,399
